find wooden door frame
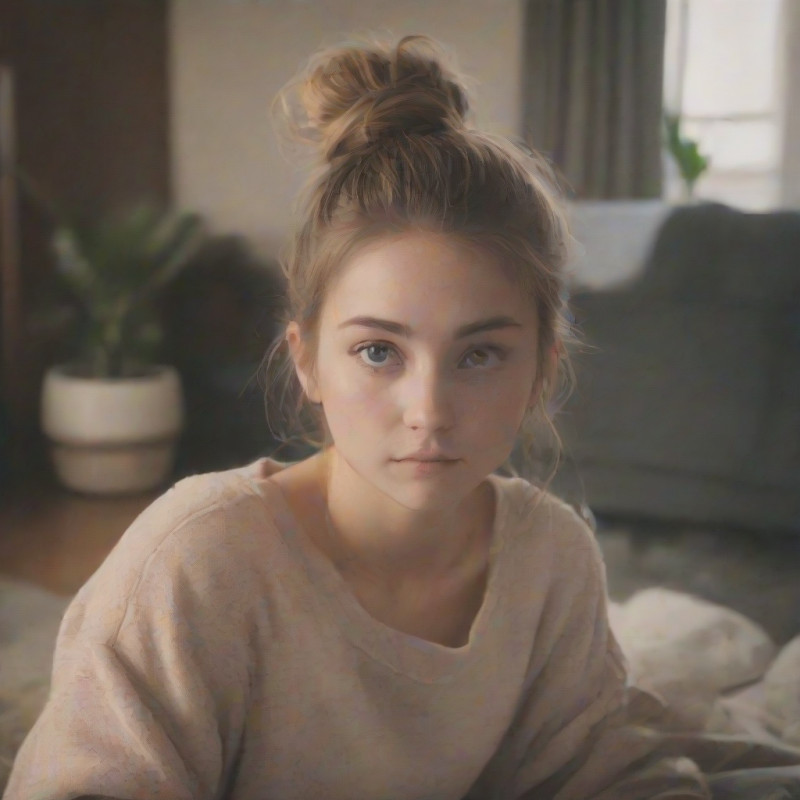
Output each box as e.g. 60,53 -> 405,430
0,62 -> 23,436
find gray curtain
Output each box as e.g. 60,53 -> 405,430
523,0 -> 667,199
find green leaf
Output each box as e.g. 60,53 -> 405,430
663,112 -> 711,195
49,204 -> 207,377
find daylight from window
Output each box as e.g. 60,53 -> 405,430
663,0 -> 785,209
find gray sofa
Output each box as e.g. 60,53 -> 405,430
556,203 -> 800,534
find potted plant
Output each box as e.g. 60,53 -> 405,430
40,205 -> 205,494
664,112 -> 711,200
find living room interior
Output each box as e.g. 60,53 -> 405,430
1,0 -> 800,788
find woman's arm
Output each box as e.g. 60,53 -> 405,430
497,518 -> 711,800
3,482 -> 257,800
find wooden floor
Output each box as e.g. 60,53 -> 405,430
0,472 -> 158,595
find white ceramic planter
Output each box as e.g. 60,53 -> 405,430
41,365 -> 184,495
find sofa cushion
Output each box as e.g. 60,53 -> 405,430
638,203 -> 800,305
565,295 -> 772,478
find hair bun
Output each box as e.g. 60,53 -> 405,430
292,35 -> 471,161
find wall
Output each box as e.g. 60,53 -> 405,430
170,2 -> 800,284
169,0 -> 523,257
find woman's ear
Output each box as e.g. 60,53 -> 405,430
285,321 -> 322,404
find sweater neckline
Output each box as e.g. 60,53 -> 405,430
255,469 -> 511,683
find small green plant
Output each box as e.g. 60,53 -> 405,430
664,112 -> 710,199
53,205 -> 205,378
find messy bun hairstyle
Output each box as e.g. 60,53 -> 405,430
297,37 -> 469,162
264,34 -> 579,490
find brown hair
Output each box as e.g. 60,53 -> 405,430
263,34 -> 580,489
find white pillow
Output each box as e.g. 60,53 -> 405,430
609,588 -> 776,729
763,634 -> 800,746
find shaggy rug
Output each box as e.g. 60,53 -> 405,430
0,577 -> 70,787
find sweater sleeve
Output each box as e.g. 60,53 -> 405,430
3,482 -> 259,800
496,509 -> 712,800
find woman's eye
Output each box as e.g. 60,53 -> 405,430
354,343 -> 503,371
355,343 -> 398,369
462,347 -> 502,369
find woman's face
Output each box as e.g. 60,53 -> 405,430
290,231 -> 542,512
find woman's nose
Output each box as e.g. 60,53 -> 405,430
400,368 -> 455,432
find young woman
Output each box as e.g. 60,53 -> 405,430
3,35 -> 741,800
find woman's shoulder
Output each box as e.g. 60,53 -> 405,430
113,459 -> 280,562
491,472 -> 595,543
489,472 -> 604,581
64,460 -> 293,634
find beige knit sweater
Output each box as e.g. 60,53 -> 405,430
4,459 -> 709,800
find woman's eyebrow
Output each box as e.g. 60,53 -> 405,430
337,315 -> 523,338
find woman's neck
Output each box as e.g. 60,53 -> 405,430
317,447 -> 493,588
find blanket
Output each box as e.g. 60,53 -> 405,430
609,588 -> 800,748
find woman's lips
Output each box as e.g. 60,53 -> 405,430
397,450 -> 458,461
395,458 -> 460,476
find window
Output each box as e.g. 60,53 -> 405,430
663,0 -> 786,210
